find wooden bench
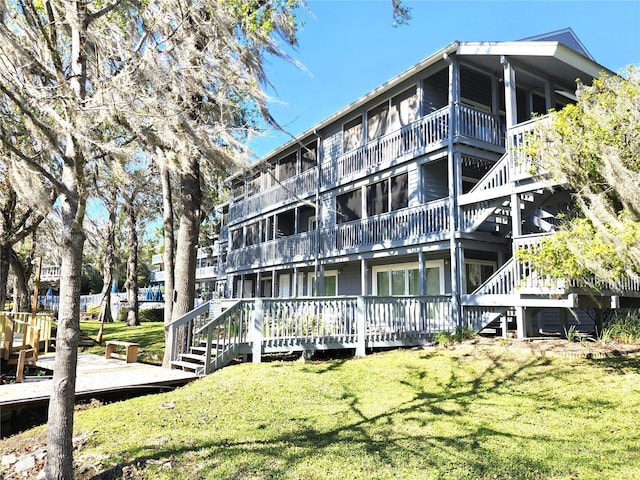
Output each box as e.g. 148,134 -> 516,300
105,341 -> 139,363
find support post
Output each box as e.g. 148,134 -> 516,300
252,298 -> 263,363
360,259 -> 367,296
355,296 -> 366,358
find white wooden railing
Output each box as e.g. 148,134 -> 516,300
460,199 -> 510,233
514,234 -> 640,295
229,166 -> 318,221
40,265 -> 61,282
321,107 -> 450,186
508,117 -> 551,180
227,201 -> 450,272
169,295 -> 455,372
365,296 -> 454,342
456,103 -> 503,146
226,230 -> 317,272
460,152 -> 511,204
323,200 -> 450,253
471,258 -> 518,297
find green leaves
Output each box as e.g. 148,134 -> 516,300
526,67 -> 640,286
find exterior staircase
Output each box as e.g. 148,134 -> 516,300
169,300 -> 248,375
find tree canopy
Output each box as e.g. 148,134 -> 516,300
521,67 -> 640,289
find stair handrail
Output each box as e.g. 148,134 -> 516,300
166,300 -> 215,365
194,299 -> 248,374
461,151 -> 511,203
469,257 -> 518,296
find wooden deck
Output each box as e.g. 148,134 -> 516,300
0,353 -> 199,411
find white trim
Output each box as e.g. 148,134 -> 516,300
308,270 -> 339,297
372,261 -> 444,295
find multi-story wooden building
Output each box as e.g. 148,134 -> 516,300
161,29 -> 639,346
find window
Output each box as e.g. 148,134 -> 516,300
343,116 -> 363,153
278,273 -> 291,297
261,217 -> 273,242
336,189 -> 362,224
390,173 -> 408,210
278,152 -> 297,181
389,86 -> 418,131
301,141 -> 317,172
309,270 -> 338,296
245,222 -> 259,246
466,260 -> 496,293
366,180 -> 389,216
299,206 -> 316,233
366,173 -> 408,217
373,261 -> 444,296
231,229 -> 243,249
367,102 -> 389,141
276,210 -> 295,237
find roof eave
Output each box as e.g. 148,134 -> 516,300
228,42 -> 460,180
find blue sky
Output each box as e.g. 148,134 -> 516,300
250,0 -> 640,158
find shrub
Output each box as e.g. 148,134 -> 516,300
433,331 -> 453,347
139,308 -> 164,323
601,310 -> 640,343
454,326 -> 476,342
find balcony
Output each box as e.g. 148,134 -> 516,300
227,230 -> 317,272
226,201 -> 451,273
322,199 -> 450,254
40,265 -> 61,282
227,105 -> 503,226
229,166 -> 318,222
321,104 -> 503,188
321,107 -> 450,187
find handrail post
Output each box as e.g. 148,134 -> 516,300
252,299 -> 263,363
355,296 -> 366,358
204,324 -> 213,375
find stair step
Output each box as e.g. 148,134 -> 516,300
171,360 -> 202,372
179,353 -> 206,362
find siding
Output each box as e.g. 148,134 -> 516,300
322,127 -> 342,164
337,263 -> 362,296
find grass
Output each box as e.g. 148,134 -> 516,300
2,336 -> 640,479
79,321 -> 166,365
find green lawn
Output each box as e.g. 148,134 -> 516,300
79,320 -> 166,365
2,333 -> 640,479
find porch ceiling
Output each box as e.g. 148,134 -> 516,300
457,41 -> 611,91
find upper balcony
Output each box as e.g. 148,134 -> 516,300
324,104 -> 503,188
229,166 -> 318,224
226,199 -> 451,273
228,104 -> 503,226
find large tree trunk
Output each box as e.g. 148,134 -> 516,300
171,157 -> 201,357
45,161 -> 86,479
0,245 -> 11,310
99,189 -> 117,323
125,195 -> 139,326
8,249 -> 31,312
160,154 -> 176,367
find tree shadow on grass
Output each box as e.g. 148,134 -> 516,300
86,350 -> 627,480
590,352 -> 640,374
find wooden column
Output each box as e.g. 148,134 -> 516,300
503,56 -> 526,338
502,56 -> 518,129
445,53 -> 461,328
361,259 -> 367,296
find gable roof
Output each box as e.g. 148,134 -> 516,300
520,27 -> 594,61
233,29 -> 607,176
